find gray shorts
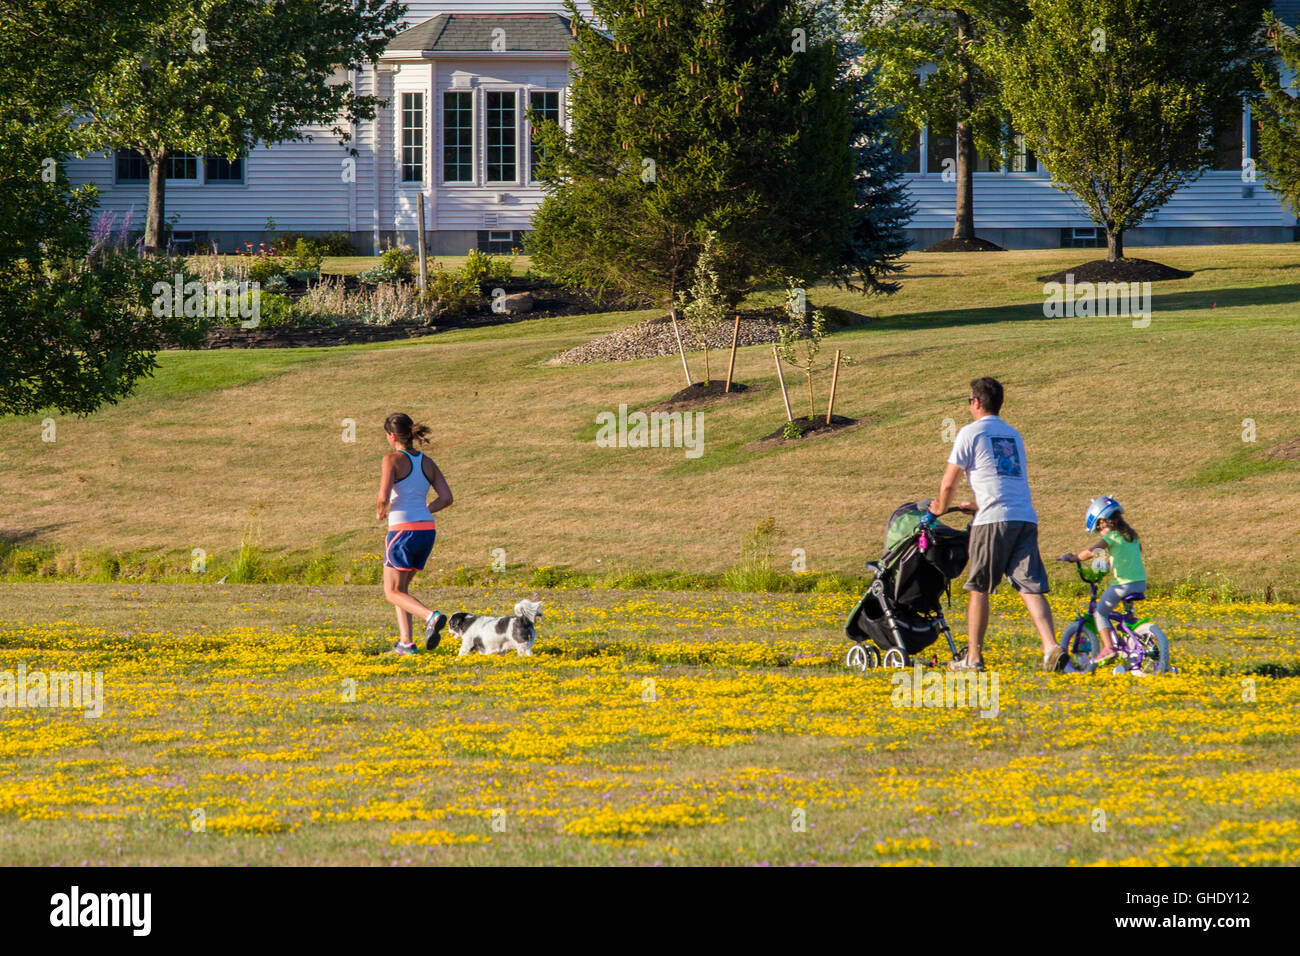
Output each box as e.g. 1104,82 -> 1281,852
965,521 -> 1050,594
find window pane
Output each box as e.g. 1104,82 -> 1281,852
528,90 -> 560,181
926,127 -> 996,173
487,91 -> 516,183
168,153 -> 197,180
898,131 -> 921,173
205,155 -> 244,183
401,92 -> 425,184
1009,134 -> 1038,173
1213,114 -> 1244,171
115,149 -> 149,183
443,91 -> 473,183
926,127 -> 954,174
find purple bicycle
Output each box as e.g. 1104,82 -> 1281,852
1056,556 -> 1174,675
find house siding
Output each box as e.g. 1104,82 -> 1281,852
905,168 -> 1298,248
58,0 -> 1300,253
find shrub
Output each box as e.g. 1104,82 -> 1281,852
426,266 -> 481,315
292,276 -> 422,326
356,263 -> 396,285
379,245 -> 416,280
247,255 -> 290,285
316,232 -> 357,256
289,237 -> 324,273
462,248 -> 492,287
485,254 -> 516,282
255,292 -> 297,327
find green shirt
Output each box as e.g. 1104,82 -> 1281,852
1103,530 -> 1146,585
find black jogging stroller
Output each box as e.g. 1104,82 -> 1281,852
844,501 -> 971,670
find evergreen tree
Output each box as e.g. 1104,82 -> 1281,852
815,1 -> 913,292
529,0 -> 905,325
1255,13 -> 1300,218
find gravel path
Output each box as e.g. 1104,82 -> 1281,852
549,309 -> 784,365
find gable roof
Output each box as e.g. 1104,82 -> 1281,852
387,13 -> 575,53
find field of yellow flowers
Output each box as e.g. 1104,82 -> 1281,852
1,583 -> 1298,865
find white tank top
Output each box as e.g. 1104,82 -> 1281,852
388,451 -> 436,528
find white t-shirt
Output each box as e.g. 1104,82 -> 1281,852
948,415 -> 1038,526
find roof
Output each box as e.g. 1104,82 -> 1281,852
387,13 -> 576,53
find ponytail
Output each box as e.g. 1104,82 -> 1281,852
384,412 -> 431,447
1109,514 -> 1138,542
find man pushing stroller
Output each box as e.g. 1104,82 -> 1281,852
923,377 -> 1065,673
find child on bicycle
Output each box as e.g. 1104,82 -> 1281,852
1061,496 -> 1146,665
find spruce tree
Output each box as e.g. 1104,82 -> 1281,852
1256,13 -> 1300,218
529,0 -> 906,329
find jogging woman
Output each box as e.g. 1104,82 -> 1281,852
376,413 -> 452,655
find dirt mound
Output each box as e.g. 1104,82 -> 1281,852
744,415 -> 868,451
549,309 -> 784,366
922,237 -> 1006,253
1037,258 -> 1193,284
202,323 -> 439,349
1264,437 -> 1300,462
646,380 -> 758,413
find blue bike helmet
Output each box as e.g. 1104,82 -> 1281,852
1085,495 -> 1123,533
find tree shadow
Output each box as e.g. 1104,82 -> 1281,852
0,524 -> 66,547
878,282 -> 1300,331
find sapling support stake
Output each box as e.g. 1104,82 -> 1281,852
725,313 -> 740,392
826,349 -> 841,425
670,309 -> 692,387
773,346 -> 792,423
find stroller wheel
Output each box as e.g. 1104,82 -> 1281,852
865,646 -> 881,669
845,643 -> 869,671
882,648 -> 907,669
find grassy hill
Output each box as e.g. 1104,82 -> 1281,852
2,244 -> 1298,598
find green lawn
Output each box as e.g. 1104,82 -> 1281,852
2,244 -> 1298,598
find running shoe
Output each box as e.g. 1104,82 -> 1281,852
424,611 -> 448,651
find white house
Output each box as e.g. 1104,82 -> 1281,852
65,0 -> 1300,254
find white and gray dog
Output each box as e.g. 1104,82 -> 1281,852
450,599 -> 543,657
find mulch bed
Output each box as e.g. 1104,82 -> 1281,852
744,414 -> 869,451
201,323 -> 439,349
1037,258 -> 1194,284
1264,437 -> 1300,462
193,277 -> 645,348
922,237 -> 1006,253
646,380 -> 758,413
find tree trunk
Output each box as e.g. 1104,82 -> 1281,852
806,370 -> 814,421
144,149 -> 168,254
953,121 -> 975,240
1106,227 -> 1123,262
952,13 -> 976,241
